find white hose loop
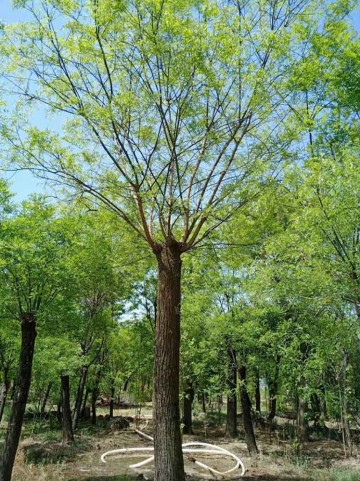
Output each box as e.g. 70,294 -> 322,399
101,447 -> 154,463
182,443 -> 245,476
101,430 -> 246,477
134,429 -> 154,441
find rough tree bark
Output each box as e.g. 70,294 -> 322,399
61,375 -> 74,444
182,381 -> 195,435
0,313 -> 37,481
226,347 -> 238,438
238,365 -> 258,455
153,240 -> 185,481
72,365 -> 88,431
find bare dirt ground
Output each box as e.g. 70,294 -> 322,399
5,408 -> 360,481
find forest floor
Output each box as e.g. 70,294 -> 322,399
2,406 -> 360,481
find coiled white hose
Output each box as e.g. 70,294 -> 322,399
101,430 -> 245,477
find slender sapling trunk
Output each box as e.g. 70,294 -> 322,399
226,347 -> 237,438
40,382 -> 52,415
255,369 -> 261,414
110,383 -> 115,418
61,375 -> 74,444
238,365 -> 258,455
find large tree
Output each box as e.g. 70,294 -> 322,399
0,1 -> 354,479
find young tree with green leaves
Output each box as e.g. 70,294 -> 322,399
0,199 -> 73,481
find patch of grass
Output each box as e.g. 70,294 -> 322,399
24,438 -> 91,465
22,416 -> 62,439
31,428 -> 62,443
311,469 -> 360,481
329,470 -> 360,481
77,423 -> 111,436
290,454 -> 312,469
13,464 -> 67,481
24,443 -> 74,465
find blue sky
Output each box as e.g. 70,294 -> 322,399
1,0 -> 360,202
1,0 -> 45,201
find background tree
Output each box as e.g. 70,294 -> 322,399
0,199 -> 73,481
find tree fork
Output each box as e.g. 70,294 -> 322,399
153,240 -> 185,481
0,313 -> 37,481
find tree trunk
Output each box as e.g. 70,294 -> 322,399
268,357 -> 280,421
91,389 -> 97,425
339,351 -> 352,456
0,313 -> 37,481
9,382 -> 16,402
80,387 -> 89,419
255,369 -> 261,414
0,368 -> 10,424
57,401 -> 62,423
110,384 -> 115,419
296,394 -> 308,446
310,393 -> 322,428
153,241 -> 184,481
0,386 -> 7,425
72,365 -> 88,431
238,365 -> 258,455
40,382 -> 52,415
226,348 -> 237,438
182,382 -> 194,435
268,384 -> 277,421
91,367 -> 103,426
201,392 -> 206,413
61,375 -> 74,444
296,375 -> 308,449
